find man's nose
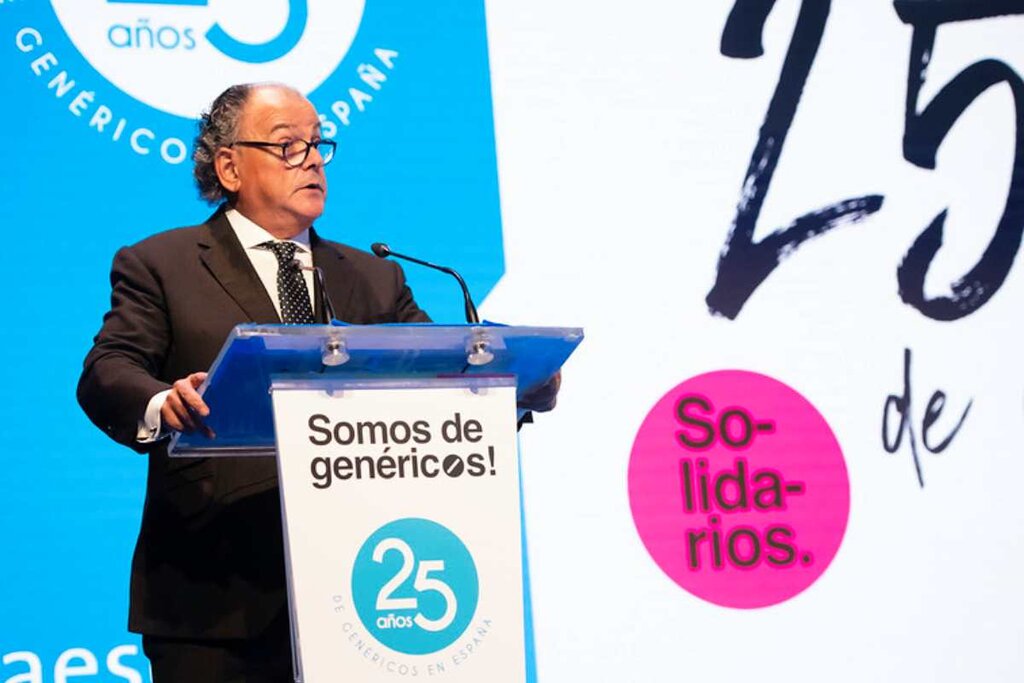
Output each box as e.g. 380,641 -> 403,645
305,144 -> 325,168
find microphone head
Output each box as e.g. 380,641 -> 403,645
371,242 -> 391,258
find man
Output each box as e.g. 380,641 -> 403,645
78,83 -> 557,682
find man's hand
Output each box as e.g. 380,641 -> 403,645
161,372 -> 214,438
517,371 -> 561,413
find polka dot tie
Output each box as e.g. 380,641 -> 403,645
260,241 -> 316,324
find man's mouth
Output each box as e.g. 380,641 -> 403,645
298,182 -> 324,193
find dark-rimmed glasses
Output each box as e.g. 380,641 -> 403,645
230,138 -> 336,167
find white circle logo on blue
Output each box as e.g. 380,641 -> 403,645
50,0 -> 364,118
352,518 -> 479,655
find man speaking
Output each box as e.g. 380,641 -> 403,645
78,83 -> 554,681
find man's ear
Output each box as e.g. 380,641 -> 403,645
214,147 -> 241,193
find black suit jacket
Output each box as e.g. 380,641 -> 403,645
77,209 -> 429,639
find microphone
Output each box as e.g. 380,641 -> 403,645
371,242 -> 480,324
291,260 -> 337,323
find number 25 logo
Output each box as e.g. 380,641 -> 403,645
373,537 -> 457,632
708,0 -> 1024,322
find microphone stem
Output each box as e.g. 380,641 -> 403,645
311,265 -> 336,323
385,248 -> 480,324
292,260 -> 336,323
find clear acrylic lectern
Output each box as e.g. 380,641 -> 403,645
169,322 -> 583,458
165,322 -> 583,683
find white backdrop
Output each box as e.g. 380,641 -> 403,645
484,2 -> 1023,681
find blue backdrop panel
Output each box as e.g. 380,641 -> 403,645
0,1 -> 504,680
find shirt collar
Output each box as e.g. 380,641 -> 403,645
225,208 -> 311,252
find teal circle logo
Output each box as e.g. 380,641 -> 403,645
49,0 -> 364,118
352,518 -> 478,655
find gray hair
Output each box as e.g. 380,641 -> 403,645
192,84 -> 254,204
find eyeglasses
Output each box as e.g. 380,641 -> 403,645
230,138 -> 337,167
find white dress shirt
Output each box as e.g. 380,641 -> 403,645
136,209 -> 318,442
223,208 -> 316,316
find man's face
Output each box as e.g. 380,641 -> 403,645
222,87 -> 328,237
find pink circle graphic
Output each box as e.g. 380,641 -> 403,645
628,370 -> 849,608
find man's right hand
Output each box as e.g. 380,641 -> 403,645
160,372 -> 214,438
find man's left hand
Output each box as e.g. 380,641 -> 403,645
517,371 -> 561,413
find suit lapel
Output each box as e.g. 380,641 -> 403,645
311,228 -> 357,322
198,210 -> 281,324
